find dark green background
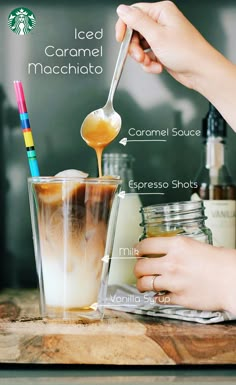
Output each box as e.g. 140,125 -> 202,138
0,0 -> 236,288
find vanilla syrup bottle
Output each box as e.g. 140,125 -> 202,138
192,103 -> 236,248
103,153 -> 142,285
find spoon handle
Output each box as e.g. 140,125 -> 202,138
107,27 -> 133,105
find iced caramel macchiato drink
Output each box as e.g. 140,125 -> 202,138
28,176 -> 121,321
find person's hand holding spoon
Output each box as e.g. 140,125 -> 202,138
80,27 -> 133,177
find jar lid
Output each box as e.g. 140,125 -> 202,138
140,200 -> 206,225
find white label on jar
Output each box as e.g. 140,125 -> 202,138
203,200 -> 236,248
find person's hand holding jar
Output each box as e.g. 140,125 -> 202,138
135,236 -> 236,314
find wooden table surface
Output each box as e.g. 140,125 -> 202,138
0,289 -> 236,365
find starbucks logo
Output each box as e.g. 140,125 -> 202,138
8,7 -> 36,35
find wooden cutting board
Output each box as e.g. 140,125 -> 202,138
0,289 -> 236,365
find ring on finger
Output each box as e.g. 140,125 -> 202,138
151,275 -> 158,291
150,275 -> 167,295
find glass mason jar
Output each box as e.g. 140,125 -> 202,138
140,200 -> 212,245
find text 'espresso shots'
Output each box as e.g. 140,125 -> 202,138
129,179 -> 198,191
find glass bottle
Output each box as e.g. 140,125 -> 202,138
103,153 -> 142,285
192,103 -> 236,248
140,201 -> 212,250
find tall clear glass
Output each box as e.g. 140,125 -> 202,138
28,176 -> 121,321
103,153 -> 142,285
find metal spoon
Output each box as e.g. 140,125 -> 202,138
81,27 -> 133,143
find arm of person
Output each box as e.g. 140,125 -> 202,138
134,236 -> 236,314
196,49 -> 236,131
116,1 -> 236,131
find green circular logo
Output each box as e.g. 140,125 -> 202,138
8,7 -> 36,35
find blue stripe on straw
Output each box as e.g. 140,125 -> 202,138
20,119 -> 31,129
20,112 -> 29,120
27,149 -> 37,159
29,159 -> 40,177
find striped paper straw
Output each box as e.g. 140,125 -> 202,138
14,81 -> 40,177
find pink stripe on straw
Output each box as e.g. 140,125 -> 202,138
14,80 -> 27,113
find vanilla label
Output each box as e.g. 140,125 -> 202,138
203,200 -> 236,248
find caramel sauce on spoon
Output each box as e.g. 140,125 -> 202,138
81,115 -> 120,177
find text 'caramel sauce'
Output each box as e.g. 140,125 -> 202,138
82,116 -> 119,177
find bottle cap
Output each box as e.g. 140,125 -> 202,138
202,103 -> 227,138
